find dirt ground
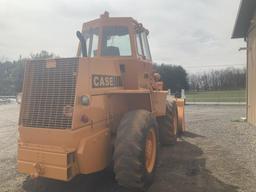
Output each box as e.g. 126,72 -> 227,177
1,103 -> 256,192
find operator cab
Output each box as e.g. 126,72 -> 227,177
76,12 -> 152,61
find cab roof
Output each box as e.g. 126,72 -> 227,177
81,12 -> 149,34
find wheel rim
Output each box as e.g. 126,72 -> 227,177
145,128 -> 157,173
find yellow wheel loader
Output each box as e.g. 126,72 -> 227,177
17,12 -> 185,191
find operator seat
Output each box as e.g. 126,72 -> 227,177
102,46 -> 120,56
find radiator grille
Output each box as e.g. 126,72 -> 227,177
21,58 -> 79,129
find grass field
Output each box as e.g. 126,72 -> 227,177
186,90 -> 246,103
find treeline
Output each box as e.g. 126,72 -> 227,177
189,68 -> 246,91
0,59 -> 25,96
0,51 -> 56,96
154,64 -> 189,93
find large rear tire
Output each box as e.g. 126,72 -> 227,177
113,110 -> 159,191
158,99 -> 178,145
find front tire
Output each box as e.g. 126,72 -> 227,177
158,99 -> 178,145
113,110 -> 159,191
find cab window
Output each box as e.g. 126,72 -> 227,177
101,26 -> 132,56
81,28 -> 99,57
136,31 -> 152,60
136,33 -> 143,56
141,32 -> 151,60
89,29 -> 99,57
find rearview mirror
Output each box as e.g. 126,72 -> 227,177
76,31 -> 87,57
76,31 -> 83,40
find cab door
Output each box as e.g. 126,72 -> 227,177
135,30 -> 153,89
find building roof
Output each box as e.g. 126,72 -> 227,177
232,0 -> 256,38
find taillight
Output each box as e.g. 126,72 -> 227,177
81,115 -> 89,123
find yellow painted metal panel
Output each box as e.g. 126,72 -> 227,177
248,18 -> 256,126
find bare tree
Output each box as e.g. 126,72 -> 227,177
189,67 -> 246,91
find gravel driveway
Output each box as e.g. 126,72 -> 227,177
0,103 -> 256,192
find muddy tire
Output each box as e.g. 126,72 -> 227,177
158,99 -> 178,145
113,110 -> 159,191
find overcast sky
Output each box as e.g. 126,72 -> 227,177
0,0 -> 246,73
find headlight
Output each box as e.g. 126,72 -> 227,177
81,95 -> 90,106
